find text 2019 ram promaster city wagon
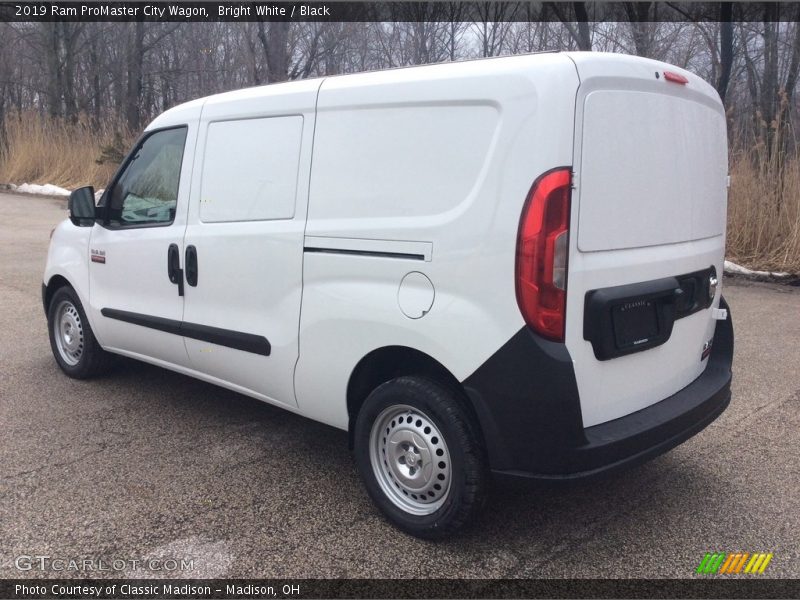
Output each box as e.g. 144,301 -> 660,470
44,52 -> 733,538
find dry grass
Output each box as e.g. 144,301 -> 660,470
0,112 -> 799,273
727,141 -> 800,273
0,112 -> 132,190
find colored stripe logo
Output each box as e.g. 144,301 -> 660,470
696,552 -> 773,574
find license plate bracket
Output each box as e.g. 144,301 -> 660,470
611,299 -> 661,349
584,276 -> 680,361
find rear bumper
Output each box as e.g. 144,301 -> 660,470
462,297 -> 733,480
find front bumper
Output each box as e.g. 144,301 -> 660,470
462,297 -> 733,480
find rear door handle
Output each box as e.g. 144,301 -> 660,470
185,245 -> 198,287
167,243 -> 184,296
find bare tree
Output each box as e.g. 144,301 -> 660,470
623,2 -> 658,57
256,21 -> 290,82
0,9 -> 797,179
549,2 -> 592,51
718,2 -> 734,103
473,2 -> 520,57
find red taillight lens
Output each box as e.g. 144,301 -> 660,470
664,71 -> 688,85
515,167 -> 572,342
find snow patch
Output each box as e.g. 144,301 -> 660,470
6,182 -> 104,201
12,182 -> 71,196
724,260 -> 791,279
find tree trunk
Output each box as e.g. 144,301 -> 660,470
43,23 -> 63,118
573,3 -> 592,51
624,2 -> 654,57
125,22 -> 145,129
784,12 -> 800,107
88,31 -> 102,122
61,24 -> 80,122
257,22 -> 290,83
549,3 -> 592,51
761,4 -> 779,157
716,3 -> 734,104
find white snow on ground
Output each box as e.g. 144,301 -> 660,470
724,260 -> 791,279
10,182 -> 70,196
6,182 -> 104,200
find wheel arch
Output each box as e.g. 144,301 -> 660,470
43,274 -> 73,313
346,345 -> 485,450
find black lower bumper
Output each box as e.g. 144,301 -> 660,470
462,297 -> 733,480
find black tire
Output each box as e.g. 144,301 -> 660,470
47,285 -> 114,379
354,376 -> 488,539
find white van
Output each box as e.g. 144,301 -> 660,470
43,52 -> 733,538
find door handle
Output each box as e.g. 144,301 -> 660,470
185,245 -> 198,287
167,243 -> 184,296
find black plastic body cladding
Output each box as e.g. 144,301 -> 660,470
462,297 -> 733,480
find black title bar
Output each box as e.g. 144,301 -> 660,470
1,2 -> 799,23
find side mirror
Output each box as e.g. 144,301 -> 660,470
68,186 -> 96,226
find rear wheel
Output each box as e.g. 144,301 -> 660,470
354,376 -> 487,539
47,285 -> 114,378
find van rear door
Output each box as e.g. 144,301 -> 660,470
564,54 -> 728,428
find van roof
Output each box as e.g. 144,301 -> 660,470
147,51 -> 715,130
147,50 -> 566,129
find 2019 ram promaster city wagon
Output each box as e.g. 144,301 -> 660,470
44,52 -> 733,538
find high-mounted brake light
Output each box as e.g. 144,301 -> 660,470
515,167 -> 571,342
664,71 -> 688,85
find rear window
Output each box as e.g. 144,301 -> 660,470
577,90 -> 727,252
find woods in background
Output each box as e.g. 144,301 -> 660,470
0,2 -> 799,271
1,4 -> 799,137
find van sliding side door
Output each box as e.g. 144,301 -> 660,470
178,81 -> 321,408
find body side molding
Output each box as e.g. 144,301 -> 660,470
304,247 -> 425,261
100,308 -> 271,356
303,236 -> 433,261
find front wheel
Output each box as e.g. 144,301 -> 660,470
354,376 -> 488,539
47,285 -> 114,379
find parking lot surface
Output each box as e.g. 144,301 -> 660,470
1,192 -> 799,579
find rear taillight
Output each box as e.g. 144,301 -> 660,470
515,167 -> 572,342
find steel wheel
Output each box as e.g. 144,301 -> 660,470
53,299 -> 84,366
369,404 -> 452,516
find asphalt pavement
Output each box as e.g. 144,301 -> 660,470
1,192 -> 799,579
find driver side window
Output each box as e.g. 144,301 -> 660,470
106,127 -> 188,227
